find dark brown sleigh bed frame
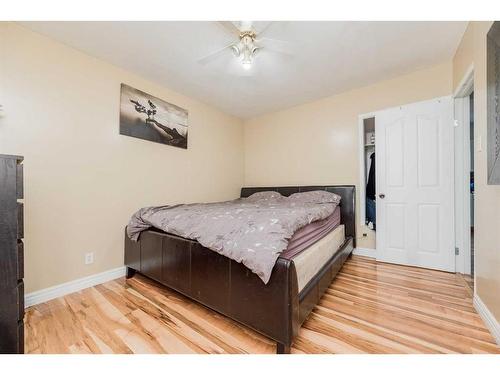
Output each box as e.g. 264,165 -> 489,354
124,185 -> 355,354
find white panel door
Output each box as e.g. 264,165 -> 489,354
376,97 -> 455,272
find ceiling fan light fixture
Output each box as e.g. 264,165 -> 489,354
242,60 -> 252,70
199,22 -> 290,71
231,44 -> 241,57
241,46 -> 253,69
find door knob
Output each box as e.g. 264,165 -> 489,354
379,194 -> 385,199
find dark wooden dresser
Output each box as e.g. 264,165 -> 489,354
0,154 -> 24,354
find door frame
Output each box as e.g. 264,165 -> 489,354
453,65 -> 474,278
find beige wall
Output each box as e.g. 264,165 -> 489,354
453,23 -> 474,91
244,63 -> 453,249
0,23 -> 245,293
453,21 -> 500,321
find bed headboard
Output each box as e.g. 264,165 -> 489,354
240,185 -> 356,247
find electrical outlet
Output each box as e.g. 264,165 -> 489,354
85,252 -> 94,265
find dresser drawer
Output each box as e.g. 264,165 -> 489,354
0,154 -> 25,354
17,281 -> 24,320
17,240 -> 24,280
17,321 -> 24,354
17,202 -> 24,239
16,162 -> 23,199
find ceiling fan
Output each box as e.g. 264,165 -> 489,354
198,21 -> 292,71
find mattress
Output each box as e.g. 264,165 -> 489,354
282,206 -> 341,260
292,224 -> 345,292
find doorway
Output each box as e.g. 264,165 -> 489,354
357,116 -> 377,256
363,118 -> 376,230
453,68 -> 475,289
469,92 -> 475,290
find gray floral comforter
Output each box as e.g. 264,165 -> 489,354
127,196 -> 337,284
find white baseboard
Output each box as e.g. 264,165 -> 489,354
25,266 -> 126,308
352,247 -> 377,258
473,294 -> 500,345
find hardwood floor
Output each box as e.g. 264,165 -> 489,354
25,255 -> 500,354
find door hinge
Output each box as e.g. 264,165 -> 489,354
455,247 -> 459,255
453,119 -> 459,127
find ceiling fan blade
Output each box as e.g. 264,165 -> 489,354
216,21 -> 241,36
238,21 -> 253,31
257,21 -> 291,37
257,37 -> 294,56
197,42 -> 235,65
255,21 -> 274,37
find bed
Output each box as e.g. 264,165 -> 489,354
124,185 -> 355,353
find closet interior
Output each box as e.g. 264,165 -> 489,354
363,117 -> 376,230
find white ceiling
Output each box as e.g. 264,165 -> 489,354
20,21 -> 467,119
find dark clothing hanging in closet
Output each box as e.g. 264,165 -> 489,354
366,152 -> 375,200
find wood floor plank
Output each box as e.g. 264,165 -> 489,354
324,288 -> 492,340
332,276 -> 478,313
24,255 -> 500,354
330,282 -> 486,330
335,272 -> 475,310
312,305 -> 448,353
318,296 -> 500,353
